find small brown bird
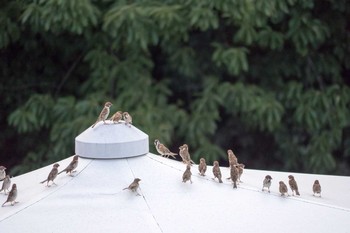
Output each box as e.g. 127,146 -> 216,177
227,149 -> 238,166
182,164 -> 192,184
154,139 -> 177,159
58,155 -> 79,176
123,112 -> 132,127
262,175 -> 272,193
212,161 -> 223,183
288,175 -> 300,196
179,144 -> 195,164
237,163 -> 245,183
91,102 -> 113,128
40,163 -> 60,187
109,111 -> 123,123
2,184 -> 18,207
123,178 -> 141,195
0,175 -> 11,195
313,180 -> 321,197
279,181 -> 289,196
0,166 -> 6,181
230,163 -> 239,189
198,158 -> 207,176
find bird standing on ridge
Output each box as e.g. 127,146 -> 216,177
0,166 -> 6,181
230,163 -> 239,189
179,144 -> 194,164
2,184 -> 18,207
288,175 -> 300,196
58,155 -> 79,176
91,102 -> 113,128
212,161 -> 223,183
198,158 -> 207,176
123,112 -> 132,127
109,111 -> 123,123
123,178 -> 141,196
40,163 -> 60,187
262,175 -> 272,193
154,139 -> 177,159
182,164 -> 192,184
279,181 -> 289,196
237,163 -> 245,183
227,149 -> 238,166
313,180 -> 321,197
0,175 -> 11,195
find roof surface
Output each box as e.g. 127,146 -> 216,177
0,154 -> 349,233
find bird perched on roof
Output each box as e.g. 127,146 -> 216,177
154,139 -> 177,159
58,155 -> 79,176
2,184 -> 18,207
237,163 -> 245,183
227,149 -> 238,166
182,164 -> 192,184
288,175 -> 300,196
123,112 -> 133,127
198,158 -> 207,176
40,163 -> 60,187
212,161 -> 223,183
0,175 -> 11,195
109,111 -> 123,124
313,180 -> 321,197
91,101 -> 113,128
230,163 -> 239,189
179,144 -> 195,164
262,175 -> 273,193
123,178 -> 141,196
279,181 -> 289,196
0,166 -> 6,181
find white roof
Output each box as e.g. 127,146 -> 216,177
0,154 -> 349,233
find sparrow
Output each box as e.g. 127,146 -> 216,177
182,164 -> 192,184
123,112 -> 132,127
313,180 -> 321,197
0,175 -> 11,195
288,175 -> 300,196
179,144 -> 195,164
227,149 -> 238,166
91,101 -> 113,128
58,155 -> 79,176
109,111 -> 123,123
198,158 -> 207,176
123,178 -> 141,196
40,163 -> 60,187
262,175 -> 272,193
0,166 -> 6,181
2,184 -> 18,207
154,139 -> 177,159
279,181 -> 289,196
212,161 -> 223,183
237,163 -> 245,183
230,163 -> 239,189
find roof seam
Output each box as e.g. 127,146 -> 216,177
0,157 -> 95,223
126,158 -> 164,233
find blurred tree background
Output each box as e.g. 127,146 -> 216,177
1,0 -> 349,176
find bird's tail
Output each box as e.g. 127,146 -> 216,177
40,179 -> 47,184
296,190 -> 300,196
122,187 -> 128,190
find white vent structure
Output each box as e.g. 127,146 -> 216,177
75,120 -> 149,159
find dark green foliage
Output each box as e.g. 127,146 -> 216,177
1,0 -> 349,175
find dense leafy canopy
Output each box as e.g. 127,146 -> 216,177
1,0 -> 349,175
